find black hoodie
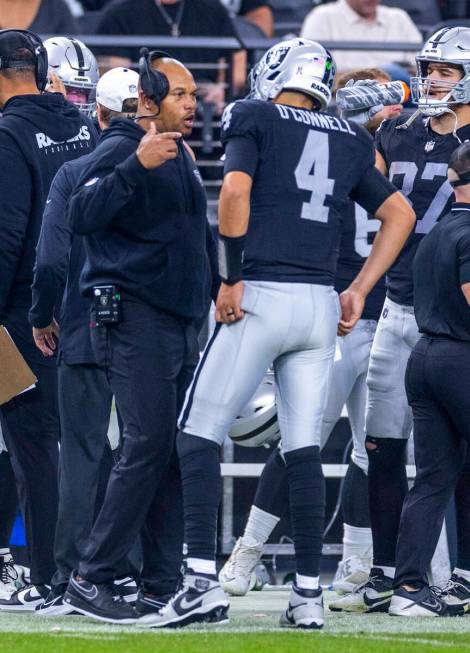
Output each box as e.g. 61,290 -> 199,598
0,93 -> 97,363
69,119 -> 215,323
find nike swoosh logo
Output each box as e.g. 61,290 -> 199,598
364,593 -> 391,607
178,595 -> 203,611
72,579 -> 98,600
46,199 -> 52,204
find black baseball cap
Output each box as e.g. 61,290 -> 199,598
0,29 -> 40,71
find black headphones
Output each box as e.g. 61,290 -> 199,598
0,29 -> 48,92
139,47 -> 170,107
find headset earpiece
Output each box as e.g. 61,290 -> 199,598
138,47 -> 170,108
0,29 -> 48,92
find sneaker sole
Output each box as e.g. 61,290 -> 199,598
138,602 -> 230,629
63,594 -> 136,625
0,602 -> 44,612
280,614 -> 323,629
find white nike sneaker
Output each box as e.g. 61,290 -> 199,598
0,553 -> 26,598
280,584 -> 324,630
0,584 -> 50,612
328,568 -> 393,613
218,538 -> 263,596
138,570 -> 229,628
333,555 -> 371,595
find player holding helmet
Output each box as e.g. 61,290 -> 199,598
137,38 -> 414,630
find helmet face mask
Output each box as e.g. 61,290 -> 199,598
411,27 -> 470,116
249,38 -> 336,110
44,36 -> 99,116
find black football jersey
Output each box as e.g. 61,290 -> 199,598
221,99 -> 387,286
376,115 -> 470,306
335,202 -> 385,321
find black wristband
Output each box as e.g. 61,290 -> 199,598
218,233 -> 246,285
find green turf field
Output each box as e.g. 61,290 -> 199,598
1,590 -> 470,653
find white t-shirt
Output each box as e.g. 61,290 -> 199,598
301,0 -> 422,71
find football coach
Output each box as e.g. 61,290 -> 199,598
0,28 -> 97,607
390,141 -> 470,617
64,50 -> 217,623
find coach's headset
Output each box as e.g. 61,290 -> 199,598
138,47 -> 171,116
0,29 -> 48,92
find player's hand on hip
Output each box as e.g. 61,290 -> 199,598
215,281 -> 245,324
136,123 -> 181,169
338,288 -> 365,336
32,319 -> 60,357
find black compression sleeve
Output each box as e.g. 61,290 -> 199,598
223,135 -> 259,178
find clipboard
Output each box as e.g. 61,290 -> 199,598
0,326 -> 37,405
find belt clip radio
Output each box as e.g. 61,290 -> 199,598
92,285 -> 122,325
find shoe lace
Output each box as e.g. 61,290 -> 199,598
0,560 -> 18,584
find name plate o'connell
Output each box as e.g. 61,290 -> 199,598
0,326 -> 37,405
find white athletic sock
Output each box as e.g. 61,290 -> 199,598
296,574 -> 320,591
454,567 -> 470,582
376,565 -> 395,579
186,558 -> 216,576
242,505 -> 279,547
342,523 -> 373,561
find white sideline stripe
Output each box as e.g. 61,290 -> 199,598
220,463 -> 416,478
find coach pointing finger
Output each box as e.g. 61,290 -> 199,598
64,52 -> 218,623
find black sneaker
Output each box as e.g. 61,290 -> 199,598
439,574 -> 470,616
113,577 -> 138,604
35,588 -> 75,617
137,570 -> 229,628
64,571 -> 136,624
0,584 -> 50,612
389,585 -> 448,617
135,589 -> 172,617
329,567 -> 393,613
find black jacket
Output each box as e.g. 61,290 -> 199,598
69,119 -> 217,322
0,93 -> 97,363
29,153 -> 97,365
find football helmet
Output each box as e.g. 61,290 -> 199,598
411,27 -> 470,116
249,37 -> 336,110
44,36 -> 99,116
228,374 -> 280,448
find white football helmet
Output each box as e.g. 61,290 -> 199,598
411,27 -> 470,117
44,36 -> 99,116
228,374 -> 280,448
249,37 -> 336,110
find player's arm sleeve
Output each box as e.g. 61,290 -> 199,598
350,165 -> 398,215
69,152 -> 146,235
458,232 -> 470,285
0,140 -> 32,314
221,102 -> 261,177
29,165 -> 74,328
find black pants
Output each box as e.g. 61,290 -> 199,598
0,355 -> 59,586
52,363 -> 117,593
0,451 -> 19,549
395,336 -> 470,587
79,299 -> 199,596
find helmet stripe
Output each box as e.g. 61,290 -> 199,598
70,37 -> 85,76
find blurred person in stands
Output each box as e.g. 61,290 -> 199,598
0,0 -> 78,34
301,0 -> 422,71
220,0 -> 273,36
96,0 -> 245,112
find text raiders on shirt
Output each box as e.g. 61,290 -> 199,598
35,125 -> 92,152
